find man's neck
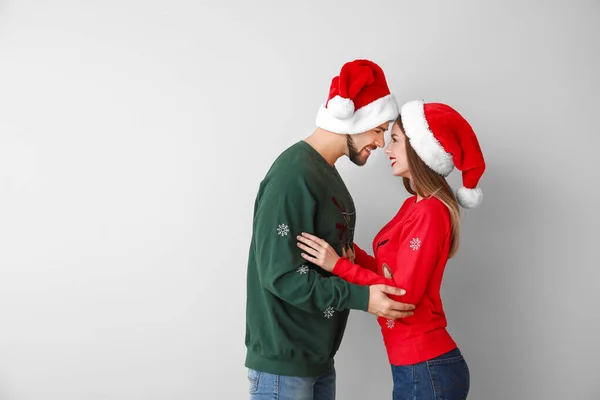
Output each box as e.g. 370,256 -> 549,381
303,128 -> 347,166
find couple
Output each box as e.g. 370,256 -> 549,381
244,59 -> 485,400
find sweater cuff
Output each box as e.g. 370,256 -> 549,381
345,283 -> 369,312
332,257 -> 349,276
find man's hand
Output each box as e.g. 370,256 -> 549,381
368,285 -> 415,319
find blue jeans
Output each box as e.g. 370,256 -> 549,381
247,368 -> 336,400
391,348 -> 470,400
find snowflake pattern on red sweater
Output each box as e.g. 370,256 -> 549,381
409,237 -> 421,251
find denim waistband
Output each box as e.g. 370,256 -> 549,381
431,347 -> 461,361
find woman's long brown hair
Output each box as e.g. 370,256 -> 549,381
397,117 -> 461,258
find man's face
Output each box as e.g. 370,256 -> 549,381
346,122 -> 390,166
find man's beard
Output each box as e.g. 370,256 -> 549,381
346,135 -> 367,166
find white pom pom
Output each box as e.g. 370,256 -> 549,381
327,95 -> 355,119
456,186 -> 483,209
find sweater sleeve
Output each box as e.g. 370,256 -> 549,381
353,243 -> 378,273
332,257 -> 391,286
254,177 -> 369,313
332,258 -> 403,303
391,207 -> 448,305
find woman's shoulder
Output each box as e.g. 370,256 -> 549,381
408,196 -> 451,224
398,195 -> 417,211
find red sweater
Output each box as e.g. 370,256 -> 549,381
333,196 -> 457,365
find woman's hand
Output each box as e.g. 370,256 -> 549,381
296,232 -> 340,272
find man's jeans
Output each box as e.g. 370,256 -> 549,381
247,368 -> 335,400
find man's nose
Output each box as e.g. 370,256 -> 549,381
375,132 -> 385,148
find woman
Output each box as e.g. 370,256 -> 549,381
296,100 -> 486,400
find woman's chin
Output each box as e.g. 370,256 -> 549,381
390,168 -> 404,177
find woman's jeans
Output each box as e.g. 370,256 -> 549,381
391,348 -> 470,400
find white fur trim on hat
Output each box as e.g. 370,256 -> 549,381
316,94 -> 399,134
456,186 -> 483,208
327,95 -> 355,119
400,100 -> 454,176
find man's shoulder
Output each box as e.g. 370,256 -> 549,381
266,143 -> 321,183
271,141 -> 314,166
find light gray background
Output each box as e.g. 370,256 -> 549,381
1,0 -> 599,399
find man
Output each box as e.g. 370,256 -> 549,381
245,59 -> 416,400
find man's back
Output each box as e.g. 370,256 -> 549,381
245,141 -> 369,377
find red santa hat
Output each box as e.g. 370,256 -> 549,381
316,59 -> 399,134
400,100 -> 486,208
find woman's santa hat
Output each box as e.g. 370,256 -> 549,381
400,100 -> 486,209
316,59 -> 399,134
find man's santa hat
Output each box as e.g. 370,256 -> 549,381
316,60 -> 398,134
400,100 -> 486,209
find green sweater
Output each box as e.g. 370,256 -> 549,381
245,140 -> 370,377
